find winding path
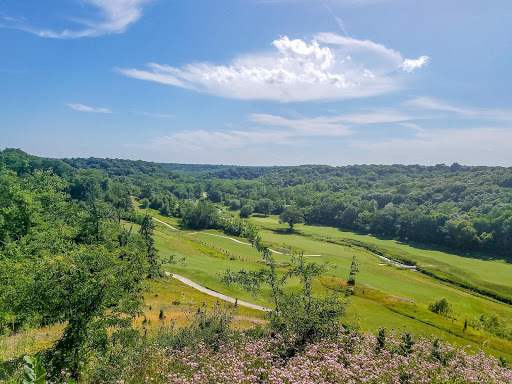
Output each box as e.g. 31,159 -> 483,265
153,216 -> 321,256
165,272 -> 270,312
153,216 -> 410,269
189,232 -> 322,257
153,217 -> 179,230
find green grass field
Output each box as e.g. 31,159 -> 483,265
128,208 -> 512,360
252,215 -> 512,304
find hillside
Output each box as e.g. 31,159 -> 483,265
1,149 -> 512,383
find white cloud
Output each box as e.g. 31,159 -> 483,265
118,34 -> 427,102
1,0 -> 150,38
143,129 -> 294,151
248,114 -> 352,136
400,56 -> 430,73
136,111 -> 175,118
405,97 -> 512,121
249,110 -> 411,133
135,108 -> 418,153
350,127 -> 512,165
314,32 -> 403,63
66,103 -> 112,113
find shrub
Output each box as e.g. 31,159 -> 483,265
429,298 -> 452,317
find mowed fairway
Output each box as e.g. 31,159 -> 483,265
130,210 -> 512,359
253,215 -> 512,303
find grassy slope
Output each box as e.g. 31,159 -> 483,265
252,215 -> 512,303
138,210 -> 512,359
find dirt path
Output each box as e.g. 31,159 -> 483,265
165,272 -> 271,312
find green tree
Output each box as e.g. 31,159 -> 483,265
279,206 -> 304,230
347,255 -> 359,285
428,298 -> 452,317
139,214 -> 161,278
221,245 -> 345,351
255,198 -> 274,216
4,245 -> 147,379
239,204 -> 254,218
181,200 -> 220,229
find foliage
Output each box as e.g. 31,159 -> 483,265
5,149 -> 512,258
239,204 -> 254,218
279,206 -> 304,230
221,238 -> 346,351
139,214 -> 161,277
180,200 -> 220,230
81,331 -> 512,384
429,298 -> 453,317
0,161 -> 152,380
22,353 -> 46,384
347,255 -> 359,285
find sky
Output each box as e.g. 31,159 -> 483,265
1,0 -> 511,166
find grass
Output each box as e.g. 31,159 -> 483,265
137,212 -> 512,358
252,215 -> 512,304
0,276 -> 265,365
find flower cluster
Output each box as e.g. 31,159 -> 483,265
115,332 -> 512,383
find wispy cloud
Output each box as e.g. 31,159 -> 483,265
118,33 -> 428,102
350,127 -> 512,166
136,108 -> 418,152
324,4 -> 349,36
66,103 -> 112,113
136,111 -> 175,118
1,0 -> 150,39
405,97 -> 512,121
250,110 -> 411,133
400,56 -> 430,73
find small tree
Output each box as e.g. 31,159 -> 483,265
256,198 -> 274,216
347,255 -> 359,285
221,245 -> 346,352
376,327 -> 386,352
139,214 -> 161,278
279,206 -> 304,230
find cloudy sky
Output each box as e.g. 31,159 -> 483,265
1,0 -> 511,165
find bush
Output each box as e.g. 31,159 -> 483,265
429,298 -> 452,317
269,291 -> 346,353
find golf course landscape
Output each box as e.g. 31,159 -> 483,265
138,205 -> 512,360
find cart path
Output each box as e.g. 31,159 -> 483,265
153,217 -> 179,230
165,272 -> 271,312
188,232 -> 322,257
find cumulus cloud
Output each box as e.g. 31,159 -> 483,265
118,34 -> 428,102
400,56 -> 430,72
1,0 -> 150,38
67,103 -> 112,113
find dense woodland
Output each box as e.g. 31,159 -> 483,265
65,153 -> 512,258
3,149 -> 511,259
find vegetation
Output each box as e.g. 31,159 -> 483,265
1,148 -> 512,382
429,298 -> 453,317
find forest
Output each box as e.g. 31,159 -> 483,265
56,151 -> 512,258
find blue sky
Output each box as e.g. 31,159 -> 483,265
1,0 -> 511,165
